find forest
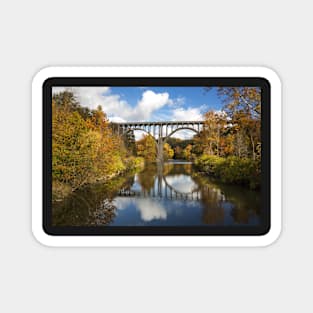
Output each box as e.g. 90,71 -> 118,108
52,87 -> 261,199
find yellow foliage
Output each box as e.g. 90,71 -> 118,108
52,95 -> 130,192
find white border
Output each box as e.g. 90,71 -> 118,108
32,66 -> 282,247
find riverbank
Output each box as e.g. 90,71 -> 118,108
194,155 -> 260,189
52,156 -> 144,201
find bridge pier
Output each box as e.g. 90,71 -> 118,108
157,137 -> 164,163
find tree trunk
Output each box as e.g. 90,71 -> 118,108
250,133 -> 255,160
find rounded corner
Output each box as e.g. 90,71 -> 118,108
258,223 -> 282,247
31,225 -> 54,248
255,66 -> 282,88
32,67 -> 59,90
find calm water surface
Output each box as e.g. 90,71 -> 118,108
53,161 -> 261,226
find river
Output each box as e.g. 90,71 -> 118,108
52,161 -> 260,226
52,160 -> 261,226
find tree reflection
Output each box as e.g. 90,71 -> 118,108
231,207 -> 249,224
193,173 -> 260,225
52,175 -> 133,226
200,185 -> 225,225
221,183 -> 260,224
163,162 -> 192,176
137,163 -> 157,191
89,199 -> 117,225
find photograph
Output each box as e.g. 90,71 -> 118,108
51,85 -> 262,228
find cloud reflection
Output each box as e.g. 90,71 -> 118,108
136,199 -> 167,221
115,197 -> 167,222
165,175 -> 198,193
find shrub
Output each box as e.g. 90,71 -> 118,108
124,156 -> 145,171
195,155 -> 260,189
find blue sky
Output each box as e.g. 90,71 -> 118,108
108,86 -> 222,120
53,86 -> 223,123
107,87 -> 223,122
52,86 -> 224,139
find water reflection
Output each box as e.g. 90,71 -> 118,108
115,198 -> 167,222
52,161 -> 261,226
165,175 -> 198,194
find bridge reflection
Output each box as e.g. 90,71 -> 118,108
118,188 -> 201,201
118,171 -> 201,201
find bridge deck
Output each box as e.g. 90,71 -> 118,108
112,120 -> 204,126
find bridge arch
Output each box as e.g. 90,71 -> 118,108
124,128 -> 161,155
125,126 -> 200,143
124,128 -> 158,143
164,127 -> 200,142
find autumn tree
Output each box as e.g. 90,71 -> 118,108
213,87 -> 261,119
52,100 -> 94,190
136,134 -> 157,162
193,87 -> 262,189
203,87 -> 261,159
201,110 -> 228,156
183,144 -> 193,160
51,91 -> 140,197
231,111 -> 261,159
52,90 -> 78,110
163,143 -> 174,160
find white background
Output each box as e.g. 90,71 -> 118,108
0,1 -> 311,312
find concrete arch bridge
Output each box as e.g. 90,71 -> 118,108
112,120 -> 205,162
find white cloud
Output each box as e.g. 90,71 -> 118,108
109,116 -> 127,123
52,87 -> 171,122
52,87 -> 67,94
133,130 -> 148,141
52,87 -> 210,141
135,90 -> 170,120
52,87 -> 110,110
168,96 -> 185,106
162,106 -> 206,139
171,107 -> 203,121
